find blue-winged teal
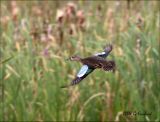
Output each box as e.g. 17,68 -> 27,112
61,45 -> 115,88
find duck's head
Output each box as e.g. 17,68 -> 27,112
104,44 -> 113,53
69,55 -> 81,61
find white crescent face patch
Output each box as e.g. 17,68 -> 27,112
94,52 -> 106,56
77,65 -> 88,77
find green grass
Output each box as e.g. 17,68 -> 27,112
0,1 -> 159,121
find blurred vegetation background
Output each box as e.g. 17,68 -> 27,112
0,0 -> 159,121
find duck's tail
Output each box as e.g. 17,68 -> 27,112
103,60 -> 116,72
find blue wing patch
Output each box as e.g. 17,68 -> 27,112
77,65 -> 88,77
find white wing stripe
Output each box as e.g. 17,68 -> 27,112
77,65 -> 88,77
94,51 -> 106,56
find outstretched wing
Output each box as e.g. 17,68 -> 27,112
61,65 -> 94,88
71,68 -> 94,86
94,44 -> 113,58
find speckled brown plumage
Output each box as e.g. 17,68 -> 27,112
80,56 -> 115,71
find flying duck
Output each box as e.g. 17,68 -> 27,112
61,44 -> 115,88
